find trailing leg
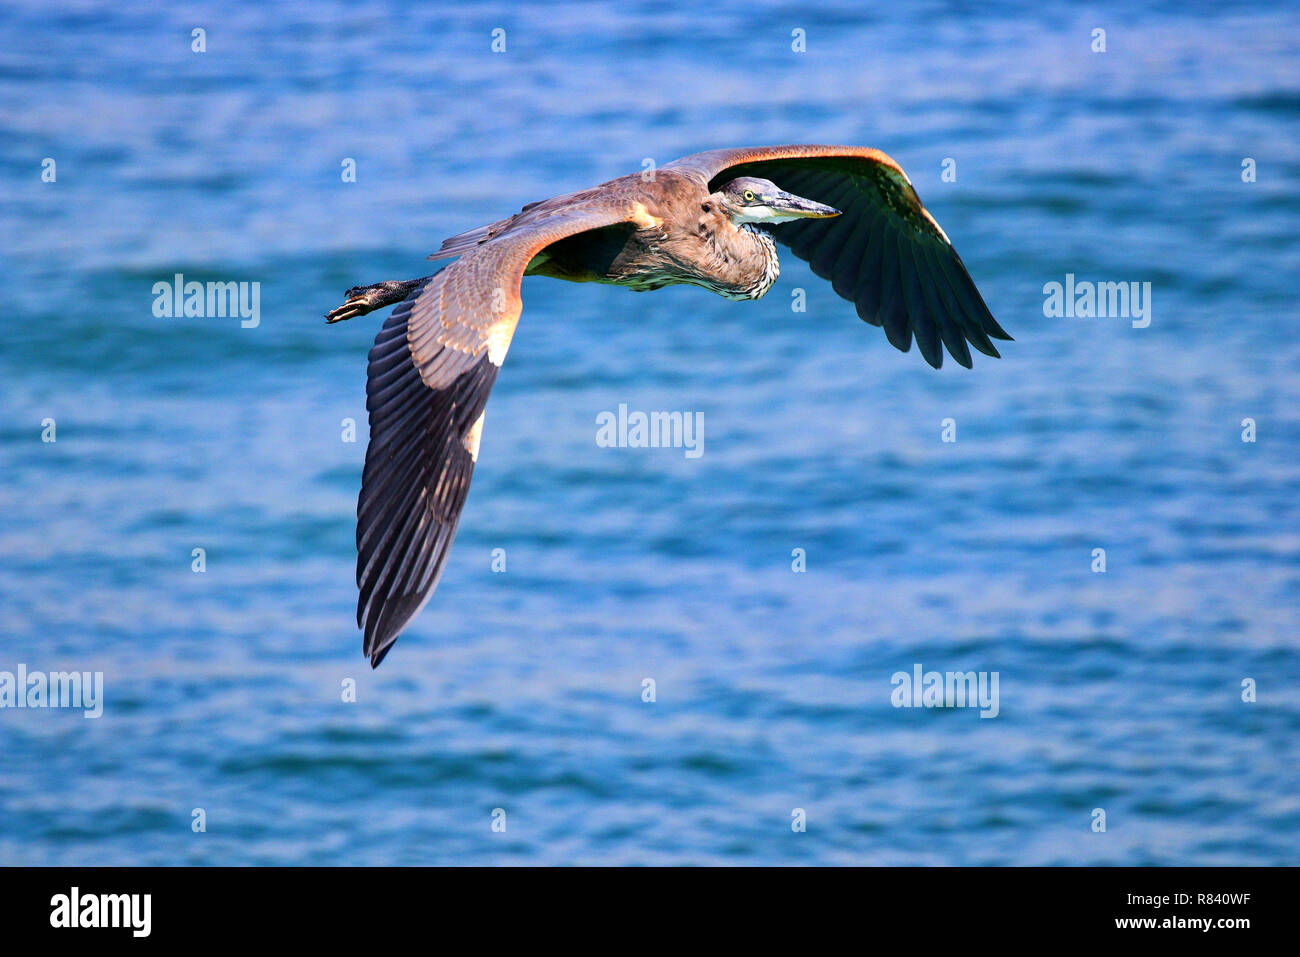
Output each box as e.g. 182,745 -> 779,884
325,277 -> 434,323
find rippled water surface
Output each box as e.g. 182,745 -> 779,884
1,0 -> 1298,864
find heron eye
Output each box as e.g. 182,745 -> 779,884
742,190 -> 755,202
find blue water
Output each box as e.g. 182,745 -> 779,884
1,0 -> 1298,865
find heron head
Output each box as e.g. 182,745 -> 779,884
716,177 -> 841,225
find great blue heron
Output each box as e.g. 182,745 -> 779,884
326,144 -> 1010,666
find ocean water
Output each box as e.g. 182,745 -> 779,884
1,0 -> 1297,865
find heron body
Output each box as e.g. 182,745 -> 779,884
449,170 -> 817,300
534,216 -> 780,299
326,144 -> 1011,666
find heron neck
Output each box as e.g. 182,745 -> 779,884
730,223 -> 779,300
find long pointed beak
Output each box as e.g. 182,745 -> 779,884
774,191 -> 841,218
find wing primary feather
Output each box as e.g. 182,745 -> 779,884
926,244 -> 1000,359
947,249 -> 1012,341
851,207 -> 888,325
878,225 -> 912,353
828,199 -> 876,300
914,241 -> 972,368
899,231 -> 943,368
808,206 -> 857,278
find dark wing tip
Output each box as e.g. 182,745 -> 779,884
364,593 -> 424,668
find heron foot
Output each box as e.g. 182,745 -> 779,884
325,278 -> 431,323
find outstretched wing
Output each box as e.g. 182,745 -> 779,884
666,145 -> 1011,368
357,203 -> 634,666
